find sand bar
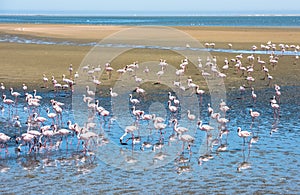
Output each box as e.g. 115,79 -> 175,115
0,24 -> 299,91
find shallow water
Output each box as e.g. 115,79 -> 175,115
0,84 -> 299,194
0,34 -> 299,56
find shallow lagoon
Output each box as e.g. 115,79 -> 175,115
0,84 -> 299,194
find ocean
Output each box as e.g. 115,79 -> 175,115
0,15 -> 300,27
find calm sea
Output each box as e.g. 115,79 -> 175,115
0,15 -> 300,27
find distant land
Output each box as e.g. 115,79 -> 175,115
0,10 -> 300,16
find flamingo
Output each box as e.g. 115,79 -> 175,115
87,67 -> 95,78
195,85 -> 205,97
135,87 -> 146,96
22,84 -> 28,95
10,88 -> 21,104
152,114 -> 165,123
117,66 -> 127,74
176,68 -> 185,77
2,95 -> 14,116
246,76 -> 255,86
33,89 -> 42,100
168,100 -> 177,113
262,66 -> 269,79
237,127 -> 251,145
86,86 -> 95,96
173,97 -> 180,106
46,108 -> 57,125
271,102 -> 280,118
13,116 -> 22,135
94,64 -> 101,73
207,103 -> 214,116
69,64 -> 73,76
74,71 -> 79,78
134,76 -> 142,84
239,85 -> 246,96
77,129 -> 98,152
143,66 -> 150,75
215,113 -> 229,126
50,99 -> 64,107
153,118 -> 167,135
197,120 -> 214,133
141,111 -> 153,128
132,106 -> 143,119
109,88 -> 118,98
187,110 -> 196,120
16,132 -> 38,153
178,133 -> 195,154
0,133 -> 12,153
82,64 -> 90,72
257,56 -> 266,69
249,109 -> 260,122
201,70 -> 211,77
87,99 -> 99,110
172,119 -> 188,134
220,104 -> 230,117
0,83 -> 5,96
251,87 -> 257,103
267,73 -> 273,86
52,102 -> 63,125
129,94 -> 140,105
2,95 -> 14,105
42,74 -> 49,88
92,76 -> 101,85
33,112 -> 47,125
187,79 -> 197,89
168,92 -> 175,101
140,111 -> 153,121
67,120 -> 79,134
159,59 -> 168,70
53,125 -> 72,146
120,125 -> 138,145
275,88 -> 281,104
82,96 -> 93,106
105,66 -> 114,79
98,108 -> 110,120
156,68 -> 164,83
41,127 -> 55,147
217,98 -> 227,108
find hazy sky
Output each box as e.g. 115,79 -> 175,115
0,0 -> 299,15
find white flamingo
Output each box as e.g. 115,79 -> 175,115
237,127 -> 251,145
10,88 -> 21,104
129,94 -> 140,105
249,109 -> 260,122
120,125 -> 138,145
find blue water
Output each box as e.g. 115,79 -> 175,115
0,83 -> 299,194
0,15 -> 300,27
0,34 -> 299,57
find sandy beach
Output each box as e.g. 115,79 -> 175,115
0,24 -> 299,90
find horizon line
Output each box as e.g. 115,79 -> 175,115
0,9 -> 300,17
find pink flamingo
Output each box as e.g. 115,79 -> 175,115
0,133 -> 12,154
237,127 -> 251,146
249,109 -> 260,122
10,88 -> 21,105
2,95 -> 14,118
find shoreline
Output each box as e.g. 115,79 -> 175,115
0,24 -> 299,92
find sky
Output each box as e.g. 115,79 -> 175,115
0,0 -> 299,15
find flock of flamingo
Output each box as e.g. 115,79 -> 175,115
0,40 -> 288,172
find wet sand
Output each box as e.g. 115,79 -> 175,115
0,24 -> 299,91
